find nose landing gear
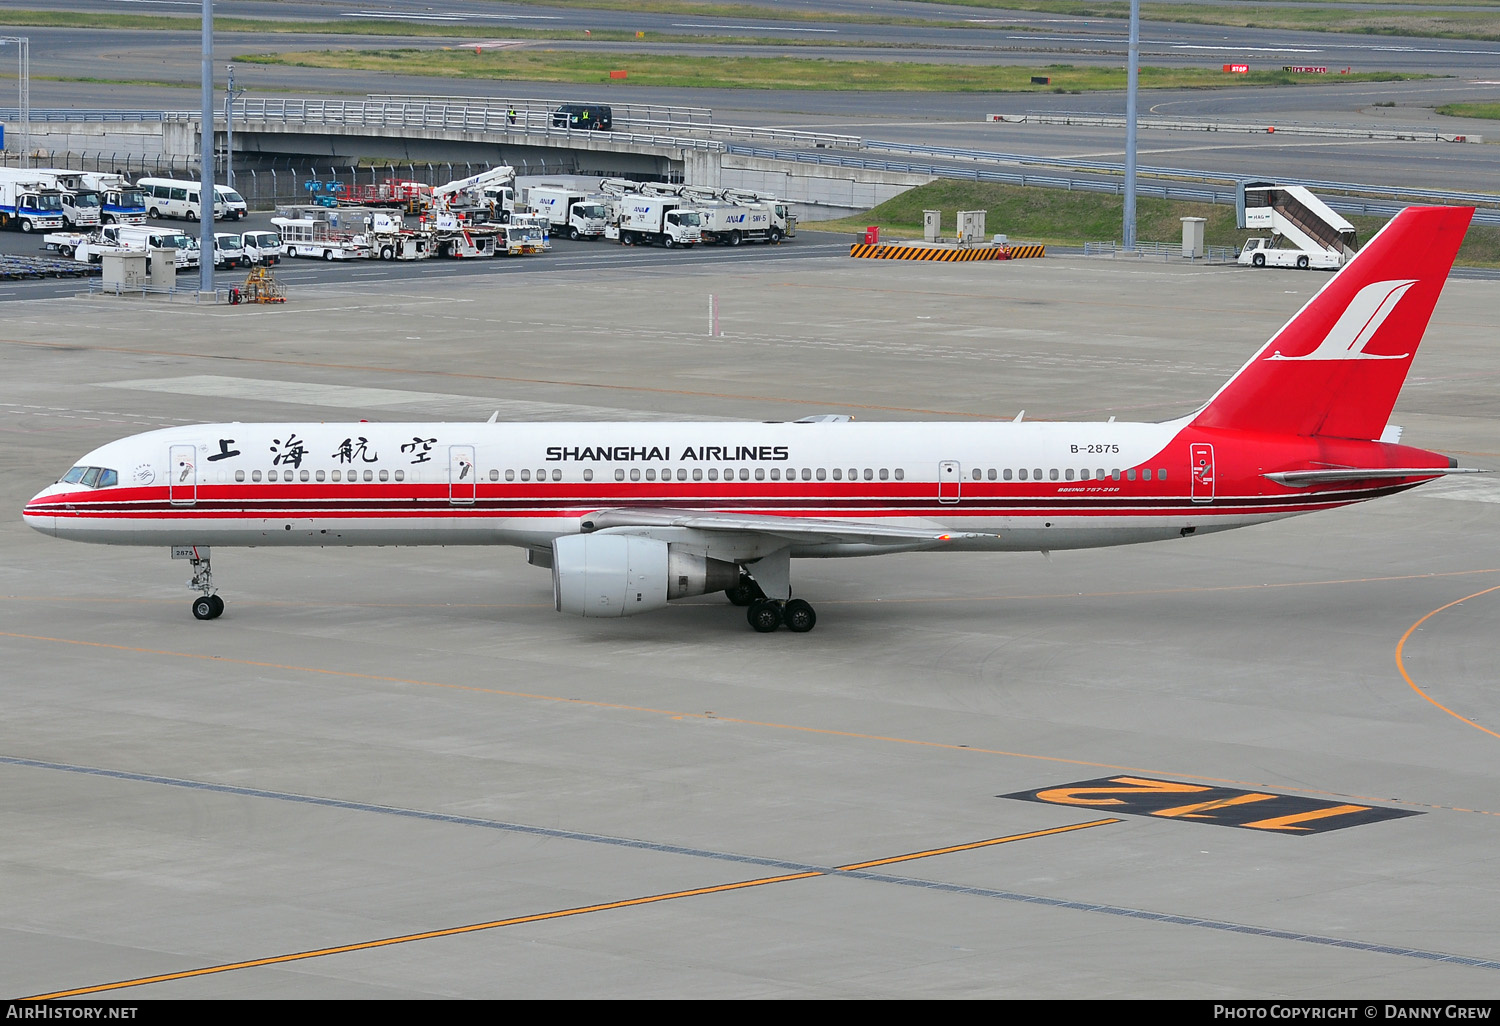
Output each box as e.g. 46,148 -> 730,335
185,549 -> 225,620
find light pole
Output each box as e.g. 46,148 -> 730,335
223,63 -> 247,188
0,37 -> 30,168
1122,0 -> 1139,252
199,0 -> 214,296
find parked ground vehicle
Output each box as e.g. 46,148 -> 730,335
432,166 -> 514,223
212,232 -> 249,269
215,185 -> 249,220
0,175 -> 67,233
79,172 -> 147,224
550,103 -> 611,131
272,216 -> 370,260
613,195 -> 701,247
47,224 -> 198,268
6,168 -> 102,228
1236,181 -> 1357,270
240,229 -> 285,265
137,177 -> 229,221
525,185 -> 608,240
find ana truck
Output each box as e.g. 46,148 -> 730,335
5,168 -> 102,228
686,186 -> 795,245
525,184 -> 609,240
0,175 -> 67,233
432,165 -> 514,224
1236,181 -> 1357,270
79,172 -> 148,224
272,217 -> 371,260
612,195 -> 702,248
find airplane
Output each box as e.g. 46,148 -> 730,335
23,205 -> 1484,633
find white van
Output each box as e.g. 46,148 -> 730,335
212,232 -> 248,269
214,184 -> 248,221
137,177 -> 229,221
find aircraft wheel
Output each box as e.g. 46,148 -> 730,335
1296,255 -> 1310,269
192,596 -> 216,620
725,578 -> 762,607
209,595 -> 224,618
782,599 -> 816,634
747,600 -> 782,633
1252,253 -> 1265,267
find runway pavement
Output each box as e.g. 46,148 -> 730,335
3,246 -> 1499,998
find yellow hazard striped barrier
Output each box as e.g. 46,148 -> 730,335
849,243 -> 1045,261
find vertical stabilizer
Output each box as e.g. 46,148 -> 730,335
1193,205 -> 1472,440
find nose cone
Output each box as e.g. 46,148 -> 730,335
23,484 -> 63,537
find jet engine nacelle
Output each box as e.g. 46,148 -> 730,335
552,533 -> 741,617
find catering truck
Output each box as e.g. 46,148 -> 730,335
4,168 -> 102,228
0,173 -> 67,233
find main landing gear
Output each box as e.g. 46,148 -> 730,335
187,550 -> 225,620
725,569 -> 818,633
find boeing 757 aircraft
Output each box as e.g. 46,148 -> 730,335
24,206 -> 1481,632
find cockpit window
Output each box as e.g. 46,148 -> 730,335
61,466 -> 118,488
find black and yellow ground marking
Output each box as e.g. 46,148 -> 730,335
849,242 -> 1045,260
21,818 -> 1117,1000
1003,776 -> 1420,834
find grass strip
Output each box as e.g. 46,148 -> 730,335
804,180 -> 1500,266
236,50 -> 1429,92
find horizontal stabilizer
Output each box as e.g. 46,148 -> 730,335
1265,467 -> 1485,487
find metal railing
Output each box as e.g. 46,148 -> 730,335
1084,241 -> 1236,262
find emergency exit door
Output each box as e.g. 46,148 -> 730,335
938,461 -> 962,504
1190,443 -> 1215,504
449,445 -> 476,504
169,444 -> 196,506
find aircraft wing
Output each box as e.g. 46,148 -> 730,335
1265,467 -> 1486,486
581,507 -> 990,547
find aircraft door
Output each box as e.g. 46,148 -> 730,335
169,444 -> 196,506
938,461 -> 961,504
1190,443 -> 1215,504
449,445 -> 476,504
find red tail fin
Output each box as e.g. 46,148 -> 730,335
1193,205 -> 1472,439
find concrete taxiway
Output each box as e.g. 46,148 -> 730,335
2,249 -> 1499,998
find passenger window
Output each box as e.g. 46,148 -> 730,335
1158,468 -> 1167,480
1065,469 -> 1075,481
629,468 -> 640,481
583,469 -> 593,482
614,469 -> 625,481
299,469 -> 310,482
506,469 -> 515,481
833,468 -> 843,481
971,468 -> 981,481
1080,469 -> 1090,481
894,469 -> 905,481
520,469 -> 530,482
1003,469 -> 1012,481
865,469 -> 874,481
880,469 -> 889,480
1019,469 -> 1028,481
363,470 -> 373,482
488,469 -> 498,482
251,470 -> 262,482
1142,468 -> 1153,481
708,469 -> 719,481
235,470 -> 245,482
1112,470 -> 1122,481
770,468 -> 780,481
268,469 -> 278,482
378,469 -> 388,482
1127,469 -> 1137,481
755,468 -> 765,481
739,468 -> 750,481
803,468 -> 813,481
693,469 -> 703,481
816,468 -> 827,481
315,470 -> 326,482
396,470 -> 405,482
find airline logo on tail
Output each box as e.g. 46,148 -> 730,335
1267,279 -> 1419,361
